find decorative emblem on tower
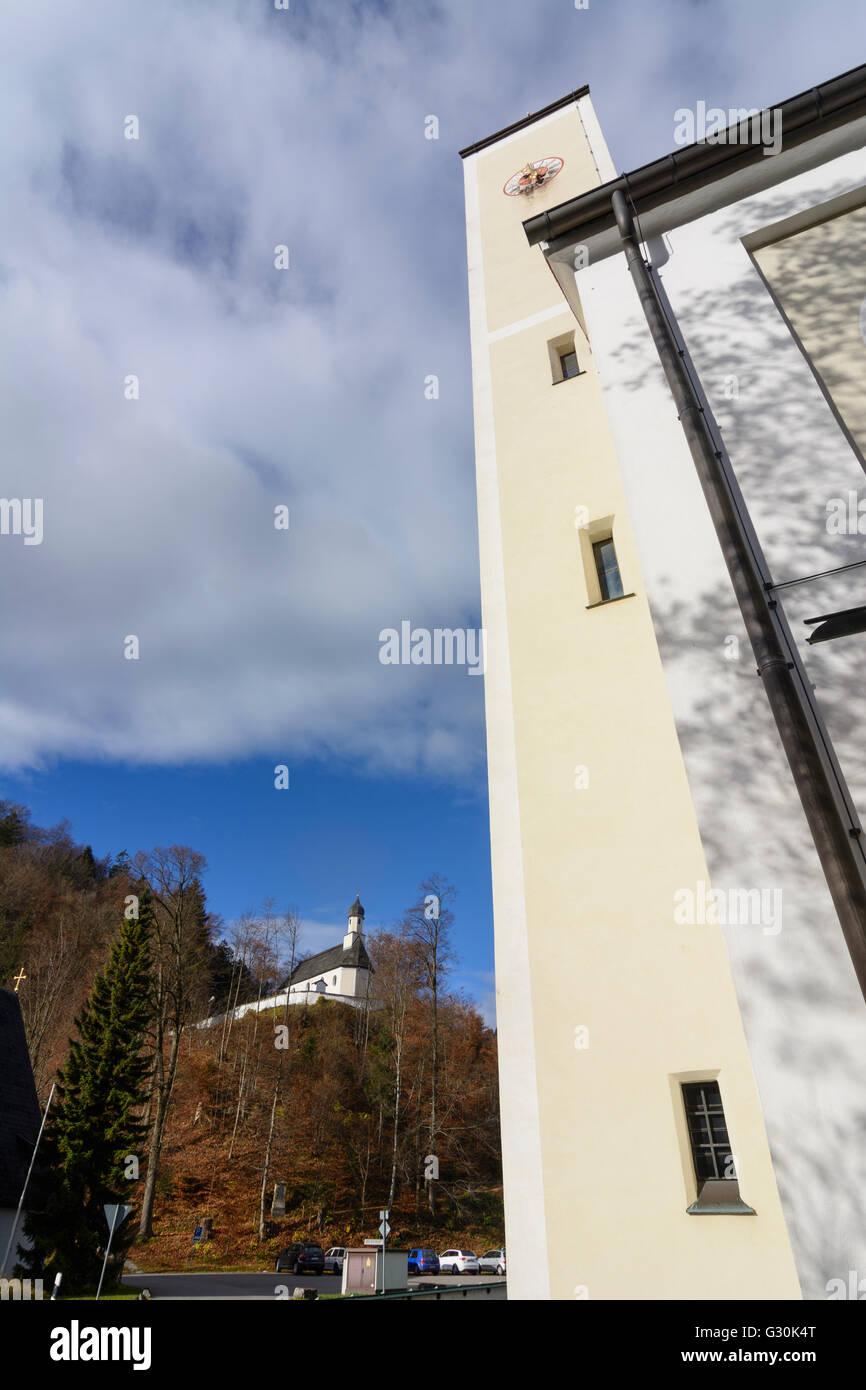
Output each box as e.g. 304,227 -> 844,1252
503,156 -> 564,196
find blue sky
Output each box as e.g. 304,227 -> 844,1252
3,0 -> 866,1024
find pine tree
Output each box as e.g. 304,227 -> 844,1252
17,892 -> 154,1291
0,803 -> 28,846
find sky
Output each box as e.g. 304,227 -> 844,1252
3,0 -> 866,1024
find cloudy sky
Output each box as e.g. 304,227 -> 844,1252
2,0 -> 865,1016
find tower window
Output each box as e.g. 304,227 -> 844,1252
559,349 -> 580,380
592,538 -> 624,602
682,1081 -> 735,1182
548,330 -> 583,384
677,1078 -> 754,1213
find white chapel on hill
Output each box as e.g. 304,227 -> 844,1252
283,894 -> 373,1006
230,895 -> 374,1020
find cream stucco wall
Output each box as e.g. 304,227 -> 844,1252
463,96 -> 800,1300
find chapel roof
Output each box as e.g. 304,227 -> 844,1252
281,934 -> 372,988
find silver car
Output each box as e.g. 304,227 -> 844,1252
478,1248 -> 506,1276
439,1249 -> 480,1276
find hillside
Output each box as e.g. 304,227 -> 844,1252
0,802 -> 505,1273
131,1003 -> 504,1270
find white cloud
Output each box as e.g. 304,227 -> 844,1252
295,918 -> 348,959
2,0 -> 864,778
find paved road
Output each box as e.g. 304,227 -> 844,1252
122,1270 -> 507,1299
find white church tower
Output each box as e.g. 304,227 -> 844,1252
343,894 -> 364,950
460,89 -> 800,1300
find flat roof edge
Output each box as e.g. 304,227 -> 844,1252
458,85 -> 590,159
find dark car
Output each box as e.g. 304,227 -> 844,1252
407,1247 -> 440,1275
275,1241 -> 325,1275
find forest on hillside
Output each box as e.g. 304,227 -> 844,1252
0,801 -> 503,1265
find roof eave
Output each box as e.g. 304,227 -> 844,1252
524,61 -> 866,247
459,85 -> 590,160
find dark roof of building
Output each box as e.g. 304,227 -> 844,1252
281,934 -> 373,989
458,87 -> 590,159
0,989 -> 41,1208
348,895 -> 365,919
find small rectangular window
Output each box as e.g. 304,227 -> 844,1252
682,1081 -> 735,1182
548,331 -> 582,384
592,538 -> 624,602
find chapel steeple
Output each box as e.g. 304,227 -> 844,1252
344,894 -> 365,950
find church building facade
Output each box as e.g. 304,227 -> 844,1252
228,896 -> 373,1022
281,895 -> 373,1007
461,64 -> 866,1301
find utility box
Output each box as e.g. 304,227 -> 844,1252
342,1248 -> 408,1296
380,1250 -> 408,1293
343,1248 -> 377,1296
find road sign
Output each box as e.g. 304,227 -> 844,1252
379,1209 -> 389,1220
103,1204 -> 132,1231
378,1220 -> 391,1239
193,1226 -> 204,1244
96,1205 -> 133,1302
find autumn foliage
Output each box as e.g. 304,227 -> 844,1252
0,802 -> 504,1268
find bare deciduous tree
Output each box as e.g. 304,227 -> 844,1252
372,931 -> 423,1212
258,905 -> 300,1240
402,874 -> 456,1214
135,845 -> 212,1239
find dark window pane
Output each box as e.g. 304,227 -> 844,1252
560,350 -> 580,379
592,538 -> 624,601
682,1082 -> 736,1184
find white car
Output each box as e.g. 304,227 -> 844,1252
478,1248 -> 506,1276
439,1249 -> 480,1276
323,1247 -> 347,1274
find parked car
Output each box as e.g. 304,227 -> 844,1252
478,1248 -> 506,1276
407,1248 -> 440,1275
324,1247 -> 347,1274
275,1242 -> 325,1275
438,1249 -> 480,1276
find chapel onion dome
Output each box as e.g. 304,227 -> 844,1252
349,895 -> 365,920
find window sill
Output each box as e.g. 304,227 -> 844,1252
553,371 -> 586,384
686,1199 -> 756,1215
687,1179 -> 755,1214
585,592 -> 635,610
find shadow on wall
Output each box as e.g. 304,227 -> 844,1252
654,586 -> 866,1301
606,186 -> 866,1301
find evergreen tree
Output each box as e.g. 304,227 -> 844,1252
17,893 -> 154,1291
0,802 -> 28,846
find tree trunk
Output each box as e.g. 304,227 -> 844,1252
428,983 -> 438,1215
139,1026 -> 181,1238
360,1137 -> 370,1212
228,1052 -> 247,1161
387,1031 -> 403,1212
259,1074 -> 280,1241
